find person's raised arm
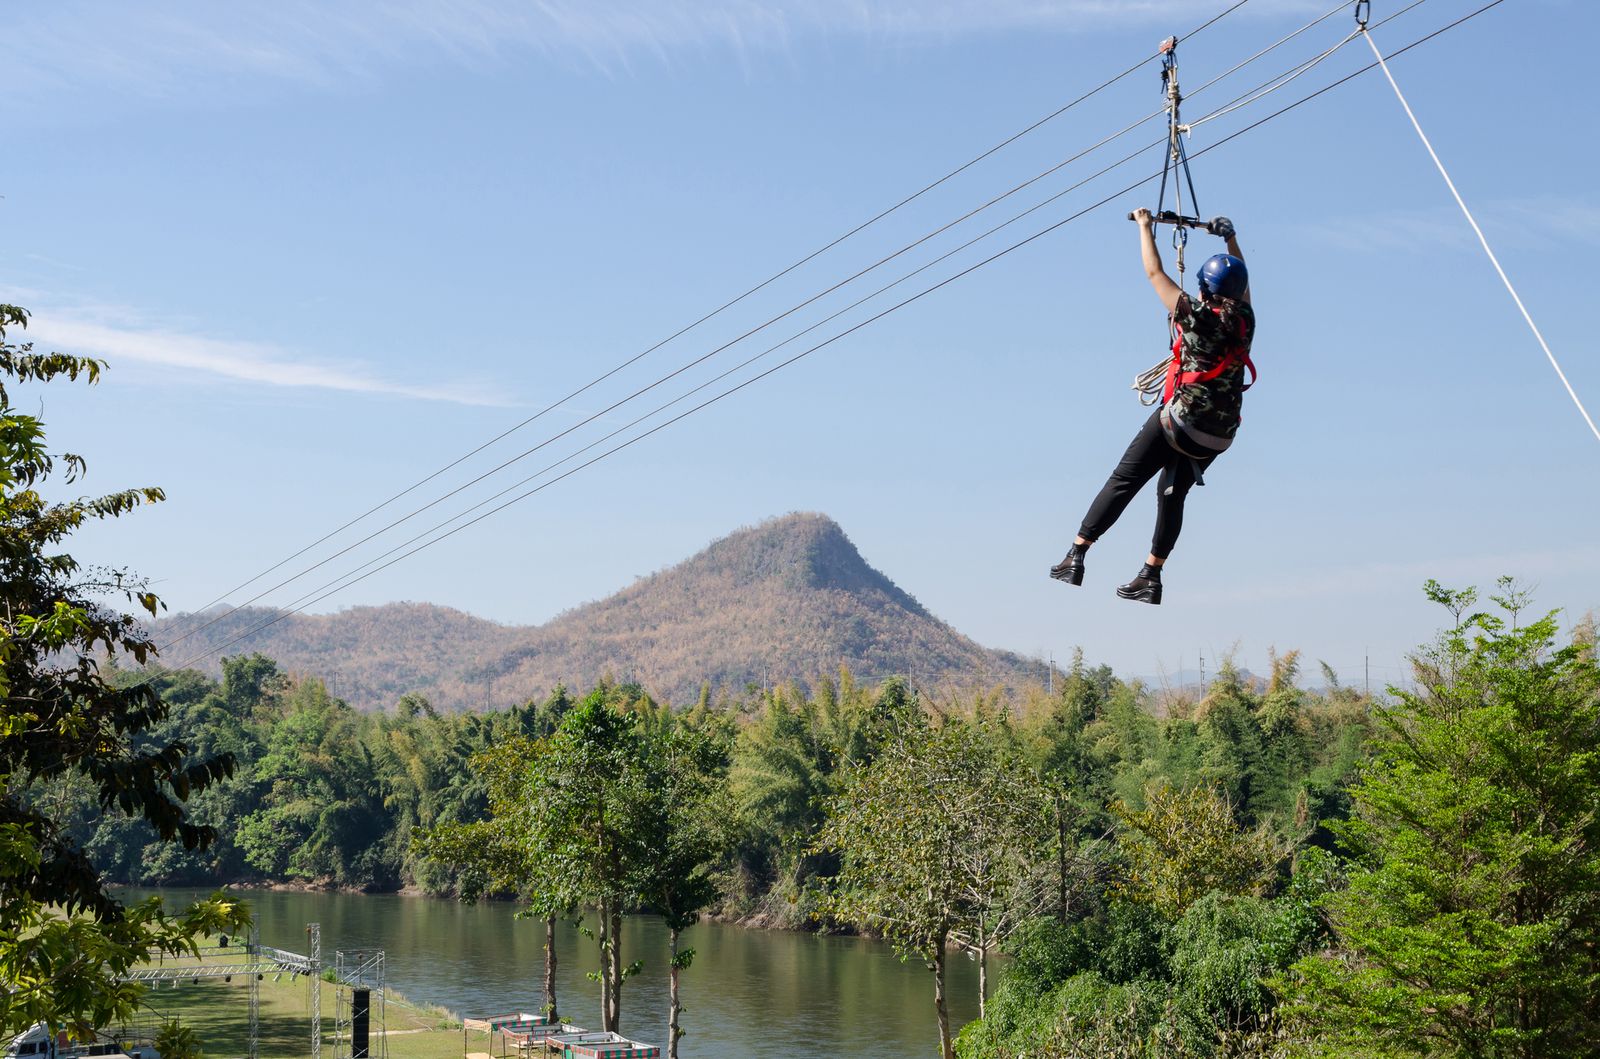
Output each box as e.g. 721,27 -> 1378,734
1228,232 -> 1250,304
1210,216 -> 1250,304
1133,207 -> 1182,313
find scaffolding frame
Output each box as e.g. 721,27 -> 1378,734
333,949 -> 389,1059
119,923 -> 321,1059
308,923 -> 323,1059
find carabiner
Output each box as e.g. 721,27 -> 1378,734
1355,0 -> 1370,28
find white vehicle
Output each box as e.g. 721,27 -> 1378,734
3,1023 -> 160,1059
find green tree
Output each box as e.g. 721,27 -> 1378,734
0,304 -> 248,1047
1251,650 -> 1313,827
1286,585 -> 1600,1055
643,722 -> 734,1059
727,669 -> 881,922
1113,784 -> 1282,920
956,849 -> 1337,1059
950,720 -> 1052,1018
817,698 -> 1045,1059
414,732 -> 570,1020
235,677 -> 391,886
1285,580 -> 1600,1057
526,692 -> 655,1033
1191,663 -> 1266,819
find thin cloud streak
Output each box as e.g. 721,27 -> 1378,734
5,1 -> 1328,105
1298,196 -> 1600,255
28,313 -> 513,407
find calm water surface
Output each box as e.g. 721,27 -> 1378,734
138,889 -> 979,1059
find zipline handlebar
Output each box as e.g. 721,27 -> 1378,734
1127,209 -> 1207,229
1127,210 -> 1235,239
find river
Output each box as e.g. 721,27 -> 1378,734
134,889 -> 981,1058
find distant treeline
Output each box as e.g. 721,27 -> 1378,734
63,590 -> 1600,1058
68,649 -> 1368,909
61,645 -> 1375,1057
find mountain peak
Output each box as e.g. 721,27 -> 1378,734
150,513 -> 1039,709
680,512 -> 913,601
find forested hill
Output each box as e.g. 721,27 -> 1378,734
148,513 -> 1047,711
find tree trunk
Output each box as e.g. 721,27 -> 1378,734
606,907 -> 624,1031
544,914 -> 559,1021
932,932 -> 954,1059
1057,797 -> 1070,923
977,941 -> 988,1021
598,899 -> 614,1032
668,926 -> 682,1059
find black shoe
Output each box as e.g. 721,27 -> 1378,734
1049,547 -> 1086,586
1116,566 -> 1163,605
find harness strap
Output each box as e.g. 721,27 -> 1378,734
1158,404 -> 1216,495
1158,405 -> 1213,495
1158,453 -> 1207,497
1161,308 -> 1254,403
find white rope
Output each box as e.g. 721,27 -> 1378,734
1363,26 -> 1600,446
1133,356 -> 1169,404
1188,27 -> 1362,130
1187,0 -> 1354,103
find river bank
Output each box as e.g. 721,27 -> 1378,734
147,972 -> 462,1059
123,877 -> 849,935
127,886 -> 981,1059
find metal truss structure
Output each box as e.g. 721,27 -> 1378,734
333,949 -> 388,1059
119,922 -> 324,1059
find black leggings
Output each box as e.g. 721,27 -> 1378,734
1077,409 -> 1219,560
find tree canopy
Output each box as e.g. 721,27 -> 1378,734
0,304 -> 248,1049
1283,580 -> 1600,1057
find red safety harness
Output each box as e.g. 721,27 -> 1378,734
1161,304 -> 1256,405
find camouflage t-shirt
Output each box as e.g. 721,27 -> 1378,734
1168,292 -> 1255,442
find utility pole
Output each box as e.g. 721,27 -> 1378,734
1048,652 -> 1054,696
1199,650 -> 1206,693
910,628 -> 922,700
1365,648 -> 1370,696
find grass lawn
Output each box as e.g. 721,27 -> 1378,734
138,970 -> 467,1059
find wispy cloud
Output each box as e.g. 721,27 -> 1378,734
25,310 -> 513,407
5,1 -> 1325,105
1298,195 -> 1600,254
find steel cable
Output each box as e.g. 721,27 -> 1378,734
162,1 -> 1377,654
176,0 -> 1260,629
164,0 -> 1513,674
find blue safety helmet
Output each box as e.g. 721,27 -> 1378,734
1197,253 -> 1248,301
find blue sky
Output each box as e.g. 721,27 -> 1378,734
3,0 -> 1592,691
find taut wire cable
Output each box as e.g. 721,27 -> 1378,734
162,1 -> 1364,653
180,0 -> 1261,626
161,0 -> 1512,674
1360,16 -> 1600,445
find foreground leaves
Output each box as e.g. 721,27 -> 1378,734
0,304 -> 251,1050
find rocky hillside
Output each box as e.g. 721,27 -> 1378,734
149,513 -> 1049,710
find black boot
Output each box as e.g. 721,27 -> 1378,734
1116,563 -> 1163,605
1049,543 -> 1088,586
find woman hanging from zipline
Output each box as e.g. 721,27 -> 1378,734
1050,207 -> 1253,605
